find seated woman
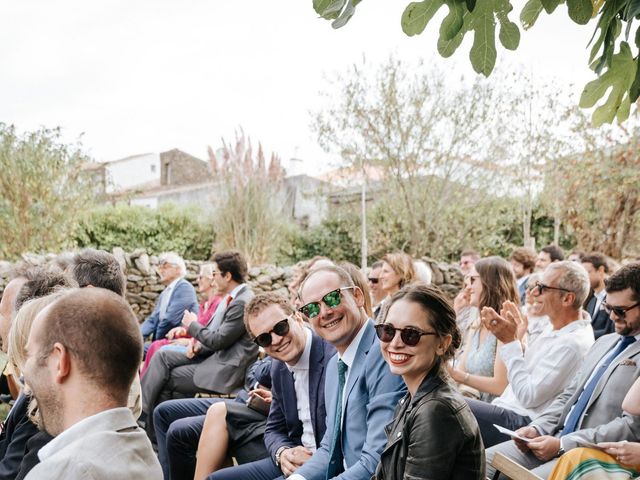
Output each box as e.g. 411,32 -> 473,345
141,263 -> 221,376
373,283 -> 485,479
449,257 -> 516,401
548,376 -> 640,480
377,252 -> 416,321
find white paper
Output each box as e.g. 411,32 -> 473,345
493,424 -> 532,443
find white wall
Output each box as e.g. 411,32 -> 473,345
104,153 -> 160,193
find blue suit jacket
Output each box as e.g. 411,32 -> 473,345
140,278 -> 198,341
295,319 -> 407,480
264,331 -> 335,460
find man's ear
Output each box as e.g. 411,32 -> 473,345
51,342 -> 71,384
352,286 -> 365,308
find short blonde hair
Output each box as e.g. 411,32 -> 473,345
8,290 -> 68,379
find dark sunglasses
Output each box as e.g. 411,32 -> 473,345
298,287 -> 355,319
253,317 -> 291,348
602,301 -> 640,319
533,281 -> 573,296
368,277 -> 380,284
374,323 -> 437,347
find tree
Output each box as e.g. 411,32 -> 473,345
0,124 -> 94,259
311,0 -> 640,127
313,57 -> 525,260
207,130 -> 290,263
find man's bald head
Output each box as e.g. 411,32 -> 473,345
35,288 -> 142,403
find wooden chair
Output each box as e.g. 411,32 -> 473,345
491,452 -> 544,480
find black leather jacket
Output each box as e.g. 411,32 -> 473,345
373,370 -> 485,480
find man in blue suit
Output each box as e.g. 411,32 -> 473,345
209,291 -> 335,480
289,265 -> 406,480
140,252 -> 198,346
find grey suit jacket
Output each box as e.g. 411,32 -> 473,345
187,285 -> 258,393
532,333 -> 640,450
25,408 -> 161,479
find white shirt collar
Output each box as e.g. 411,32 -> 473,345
166,277 -> 181,291
338,318 -> 369,369
228,283 -> 246,300
287,327 -> 312,371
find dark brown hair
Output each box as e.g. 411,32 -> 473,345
244,292 -> 295,338
73,249 -> 126,296
510,247 -> 537,272
605,262 -> 640,302
213,251 -> 248,283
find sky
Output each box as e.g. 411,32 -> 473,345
0,1 -> 597,175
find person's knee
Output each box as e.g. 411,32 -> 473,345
206,401 -> 228,420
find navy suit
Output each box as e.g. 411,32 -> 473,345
140,278 -> 198,341
585,295 -> 614,339
517,275 -> 529,306
208,331 -> 335,480
0,393 -> 39,480
293,320 -> 407,480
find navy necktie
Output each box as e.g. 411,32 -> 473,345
327,359 -> 348,479
562,335 -> 636,436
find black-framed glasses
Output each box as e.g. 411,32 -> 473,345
374,323 -> 437,347
533,281 -> 573,295
602,301 -> 640,319
368,277 -> 379,284
298,287 -> 355,319
253,317 -> 291,348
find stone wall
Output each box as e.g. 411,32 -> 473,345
0,250 -> 463,321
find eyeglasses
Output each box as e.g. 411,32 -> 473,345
533,281 -> 573,295
374,323 -> 437,347
602,301 -> 640,319
253,317 -> 291,348
298,287 -> 355,319
368,277 -> 379,284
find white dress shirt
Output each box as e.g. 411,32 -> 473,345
287,327 -> 316,452
493,319 -> 595,419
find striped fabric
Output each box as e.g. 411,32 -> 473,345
549,448 -> 640,480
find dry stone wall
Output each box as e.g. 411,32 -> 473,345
0,250 -> 463,321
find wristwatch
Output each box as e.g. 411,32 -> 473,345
275,446 -> 288,466
557,446 -> 565,458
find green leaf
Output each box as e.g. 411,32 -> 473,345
579,42 -> 638,125
402,0 -> 446,36
624,0 -> 640,38
636,24 -> 640,48
313,0 -> 346,19
629,57 -> 640,101
466,0 -> 476,12
588,0 -> 626,63
520,0 -> 544,29
437,10 -> 468,56
497,0 -> 520,50
332,0 -> 361,28
539,0 -> 562,14
567,0 -> 593,24
468,0 -> 498,76
439,0 -> 466,40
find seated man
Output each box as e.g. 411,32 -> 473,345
486,262 -> 640,479
207,291 -> 336,480
469,261 -> 595,447
23,288 -> 161,479
154,356 -> 273,480
140,252 -> 198,346
142,251 -> 257,433
289,265 -> 406,480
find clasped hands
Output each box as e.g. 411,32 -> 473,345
512,426 -> 561,461
279,446 -> 313,477
480,301 -> 528,346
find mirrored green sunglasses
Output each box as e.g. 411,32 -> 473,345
298,287 -> 355,319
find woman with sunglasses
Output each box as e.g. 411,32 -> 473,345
373,283 -> 485,480
449,256 -> 517,401
377,252 -> 416,320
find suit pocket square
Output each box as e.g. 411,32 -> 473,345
618,359 -> 637,367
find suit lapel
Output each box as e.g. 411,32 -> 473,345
308,333 -> 325,441
280,363 -> 299,433
587,339 -> 640,409
343,321 -> 374,411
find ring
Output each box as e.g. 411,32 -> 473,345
491,320 -> 498,326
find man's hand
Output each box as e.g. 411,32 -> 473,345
279,446 -> 313,476
512,426 -> 540,453
527,435 -> 560,461
599,440 -> 640,466
185,338 -> 201,359
501,301 -> 529,344
166,326 -> 186,340
181,310 -> 198,328
249,388 -> 272,404
481,307 -> 517,344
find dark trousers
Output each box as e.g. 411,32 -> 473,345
466,398 -> 531,448
154,397 -> 219,480
208,457 -> 282,480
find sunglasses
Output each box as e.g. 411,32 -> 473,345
533,281 -> 573,296
602,301 -> 640,319
368,277 -> 379,284
374,323 -> 437,347
253,317 -> 291,348
298,287 -> 355,319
